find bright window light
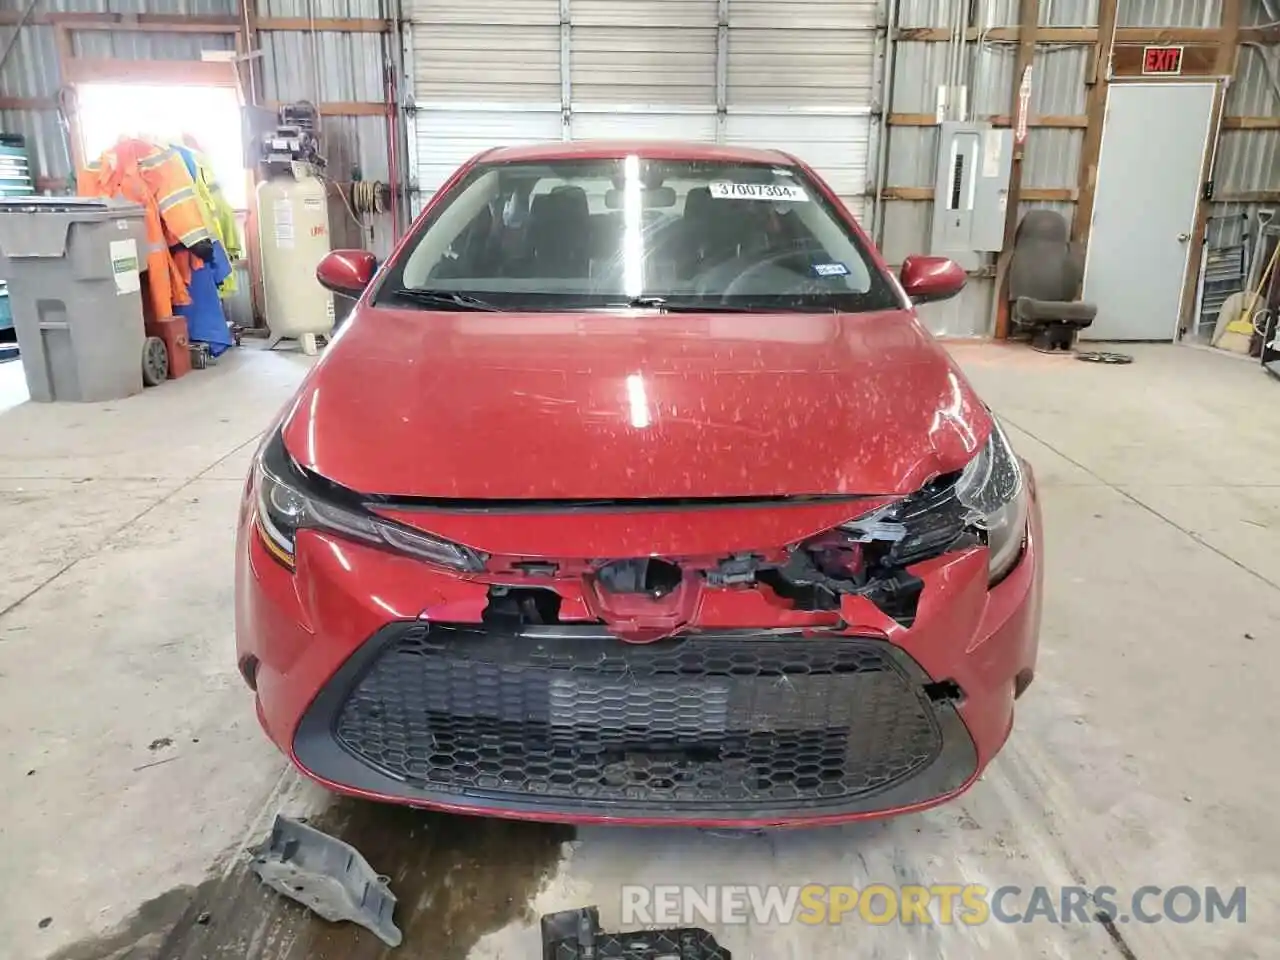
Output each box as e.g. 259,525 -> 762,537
77,82 -> 247,210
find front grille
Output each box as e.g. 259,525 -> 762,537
316,624 -> 962,815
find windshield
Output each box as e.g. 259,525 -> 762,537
378,156 -> 900,313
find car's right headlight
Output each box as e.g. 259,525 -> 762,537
953,417 -> 1029,583
253,430 -> 485,573
842,416 -> 1029,585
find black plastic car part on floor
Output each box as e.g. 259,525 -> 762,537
294,623 -> 977,821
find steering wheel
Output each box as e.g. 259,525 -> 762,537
718,244 -> 832,300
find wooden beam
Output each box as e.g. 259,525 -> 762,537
879,187 -> 933,201
1214,190 -> 1280,203
265,100 -> 388,117
876,186 -> 1075,203
1240,26 -> 1280,43
63,57 -> 241,86
1113,27 -> 1225,44
0,9 -> 389,32
1215,0 -> 1243,75
1020,188 -> 1077,202
1222,116 -> 1280,130
895,26 -> 1232,45
888,113 -> 1087,128
994,0 -> 1040,340
880,187 -> 1076,202
0,11 -> 240,30
255,17 -> 390,32
895,26 -> 1097,44
50,15 -> 240,33
0,96 -> 58,110
987,114 -> 1088,128
886,114 -> 942,126
1073,0 -> 1119,251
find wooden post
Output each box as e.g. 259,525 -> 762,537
1073,0 -> 1119,252
992,0 -> 1040,339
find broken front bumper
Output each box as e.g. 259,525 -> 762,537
236,488 -> 1042,827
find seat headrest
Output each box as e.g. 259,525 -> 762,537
683,186 -> 712,220
1015,209 -> 1070,244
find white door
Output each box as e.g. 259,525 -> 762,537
1082,82 -> 1217,341
407,0 -> 878,221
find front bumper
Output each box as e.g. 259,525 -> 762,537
236,488 -> 1042,827
294,623 -> 977,821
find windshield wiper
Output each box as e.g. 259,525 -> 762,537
616,296 -> 755,313
389,288 -> 501,311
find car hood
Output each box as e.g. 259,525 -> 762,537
281,308 -> 992,499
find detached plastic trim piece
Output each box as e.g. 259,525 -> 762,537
541,905 -> 732,960
250,814 -> 402,947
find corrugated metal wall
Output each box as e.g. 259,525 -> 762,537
1117,0 -> 1222,27
883,2 -> 1103,337
884,0 -> 1280,338
0,0 -> 244,184
0,0 -> 401,304
1209,38 -> 1280,252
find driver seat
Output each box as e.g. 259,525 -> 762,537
526,187 -> 591,278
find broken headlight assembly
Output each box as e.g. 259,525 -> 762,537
953,417 -> 1029,583
253,430 -> 485,572
843,416 -> 1028,585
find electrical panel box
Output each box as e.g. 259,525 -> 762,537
929,122 -> 1013,270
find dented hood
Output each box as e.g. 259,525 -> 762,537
281,307 -> 992,499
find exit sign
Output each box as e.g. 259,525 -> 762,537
1143,46 -> 1184,75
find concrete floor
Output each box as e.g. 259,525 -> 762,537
0,342 -> 1277,959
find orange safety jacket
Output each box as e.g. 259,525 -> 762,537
78,139 -> 213,321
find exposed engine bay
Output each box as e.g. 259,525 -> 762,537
481,471 -> 984,640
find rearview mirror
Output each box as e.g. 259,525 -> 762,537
316,249 -> 377,298
899,255 -> 966,305
605,186 -> 677,210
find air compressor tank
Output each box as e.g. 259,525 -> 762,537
256,171 -> 334,354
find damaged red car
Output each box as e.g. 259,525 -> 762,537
235,141 -> 1042,827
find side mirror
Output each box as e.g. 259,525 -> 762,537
899,255 -> 967,305
316,249 -> 377,298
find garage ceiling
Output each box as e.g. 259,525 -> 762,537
409,0 -> 880,220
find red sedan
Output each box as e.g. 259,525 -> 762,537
235,141 -> 1042,827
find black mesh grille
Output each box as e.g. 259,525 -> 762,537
329,624 -> 946,812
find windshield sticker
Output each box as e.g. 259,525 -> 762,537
813,262 -> 850,277
709,182 -> 809,202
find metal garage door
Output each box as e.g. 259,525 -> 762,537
408,0 -> 879,221
726,1 -> 878,220
409,0 -> 562,211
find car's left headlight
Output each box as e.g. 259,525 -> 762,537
252,429 -> 485,573
954,417 -> 1029,583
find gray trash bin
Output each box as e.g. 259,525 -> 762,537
0,197 -> 149,402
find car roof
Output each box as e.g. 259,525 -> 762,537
479,140 -> 797,166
